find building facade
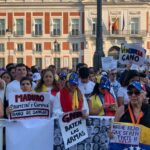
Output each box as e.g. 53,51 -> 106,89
0,0 -> 149,69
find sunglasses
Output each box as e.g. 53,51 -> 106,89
127,90 -> 140,96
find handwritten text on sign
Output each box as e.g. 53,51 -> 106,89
59,111 -> 88,149
119,43 -> 146,65
8,92 -> 51,120
110,123 -> 141,145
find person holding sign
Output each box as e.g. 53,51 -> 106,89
52,72 -> 89,117
88,75 -> 117,116
6,77 -> 33,116
115,81 -> 150,128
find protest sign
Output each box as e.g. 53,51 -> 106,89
109,123 -> 150,150
110,123 -> 140,145
54,116 -> 114,150
6,119 -> 53,150
59,111 -> 88,149
8,92 -> 51,120
102,56 -> 114,71
119,43 -> 146,65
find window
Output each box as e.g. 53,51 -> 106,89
92,18 -> 97,35
130,17 -> 139,34
17,58 -> 23,64
52,19 -> 61,36
17,43 -> 23,52
54,58 -> 60,70
54,43 -> 60,52
34,19 -> 42,36
72,58 -> 79,70
0,58 -> 5,67
35,43 -> 42,52
35,58 -> 42,69
0,19 -> 5,36
72,43 -> 79,52
0,44 -> 4,52
71,19 -> 80,36
16,19 -> 24,36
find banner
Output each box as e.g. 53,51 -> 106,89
8,92 -> 51,120
59,111 -> 88,149
6,119 -> 54,150
119,43 -> 146,65
109,122 -> 150,150
54,116 -> 114,150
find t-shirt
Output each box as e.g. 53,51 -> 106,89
78,80 -> 95,99
117,86 -> 129,104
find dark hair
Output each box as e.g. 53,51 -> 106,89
0,71 -> 13,82
79,67 -> 89,79
20,77 -> 32,86
16,63 -> 27,69
76,63 -> 87,72
91,83 -> 99,96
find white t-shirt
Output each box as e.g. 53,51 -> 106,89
117,86 -> 129,104
78,80 -> 95,96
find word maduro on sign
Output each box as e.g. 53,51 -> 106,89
15,94 -> 44,102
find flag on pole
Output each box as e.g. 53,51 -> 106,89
122,14 -> 125,31
112,17 -> 119,33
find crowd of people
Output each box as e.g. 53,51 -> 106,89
0,62 -> 150,149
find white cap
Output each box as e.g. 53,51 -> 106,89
32,73 -> 41,82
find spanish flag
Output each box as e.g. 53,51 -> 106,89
109,122 -> 150,150
112,17 -> 119,33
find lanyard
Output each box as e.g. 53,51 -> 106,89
128,104 -> 143,124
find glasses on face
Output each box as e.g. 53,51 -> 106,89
111,73 -> 117,76
127,90 -> 141,96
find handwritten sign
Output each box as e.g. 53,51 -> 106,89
119,43 -> 146,65
102,56 -> 114,71
8,92 -> 51,120
59,111 -> 88,149
110,123 -> 141,145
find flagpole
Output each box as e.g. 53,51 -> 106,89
93,0 -> 105,71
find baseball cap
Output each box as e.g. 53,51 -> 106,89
127,81 -> 142,92
68,73 -> 78,85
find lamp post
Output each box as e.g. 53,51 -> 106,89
93,0 -> 105,71
6,28 -> 12,64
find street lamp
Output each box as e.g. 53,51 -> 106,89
93,0 -> 105,71
6,28 -> 12,64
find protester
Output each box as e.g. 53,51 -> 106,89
108,69 -> 120,98
88,75 -> 117,116
117,69 -> 141,106
78,67 -> 95,99
6,63 -> 28,100
52,72 -> 89,117
1,71 -> 13,85
34,68 -> 58,96
20,77 -> 33,92
115,80 -> 150,128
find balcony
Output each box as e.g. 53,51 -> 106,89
32,31 -> 43,37
85,30 -> 147,38
51,29 -> 61,37
13,31 -> 24,37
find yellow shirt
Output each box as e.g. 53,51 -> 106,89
90,94 -> 104,116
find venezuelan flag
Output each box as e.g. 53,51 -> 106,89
109,123 -> 150,150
